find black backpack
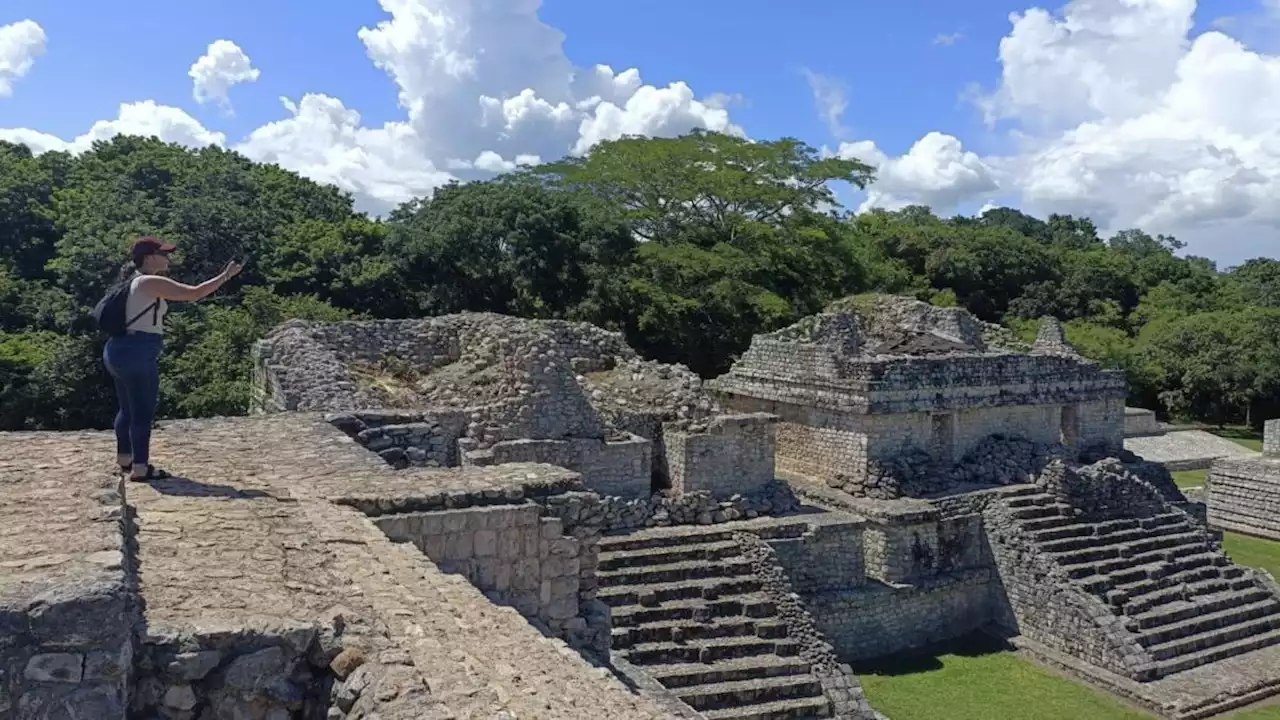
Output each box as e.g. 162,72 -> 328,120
92,276 -> 160,336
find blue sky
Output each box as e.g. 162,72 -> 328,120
2,0 -> 1036,153
2,0 -> 1278,264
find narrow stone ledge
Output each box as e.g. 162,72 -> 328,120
0,441 -> 138,719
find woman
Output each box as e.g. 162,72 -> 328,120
103,236 -> 242,482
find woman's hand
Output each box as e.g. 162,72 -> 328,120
221,260 -> 243,280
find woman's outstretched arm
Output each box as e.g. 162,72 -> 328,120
135,261 -> 242,302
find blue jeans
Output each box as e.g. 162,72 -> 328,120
103,333 -> 164,467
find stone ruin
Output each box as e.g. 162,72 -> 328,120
8,295 -> 1280,720
252,312 -> 781,505
710,296 -> 1128,499
1207,419 -> 1280,539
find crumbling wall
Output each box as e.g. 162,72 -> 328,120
130,631 -> 339,720
461,435 -> 652,497
253,313 -> 769,499
664,413 -> 778,497
1,477 -> 137,720
327,410 -> 469,468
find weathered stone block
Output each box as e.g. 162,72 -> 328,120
24,653 -> 84,683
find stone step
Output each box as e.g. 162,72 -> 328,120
1031,522 -> 1097,543
1021,514 -> 1076,533
612,617 -> 789,648
611,593 -> 777,628
1111,562 -> 1245,598
1050,532 -> 1206,568
1146,610 -> 1280,662
1064,547 -> 1224,581
1080,560 -> 1223,596
598,557 -> 756,588
997,484 -> 1043,498
1024,513 -> 1188,543
699,694 -> 833,720
1010,503 -> 1073,521
598,540 -> 744,571
625,635 -> 803,666
600,527 -> 742,554
1117,573 -> 1254,616
1089,552 -> 1231,592
1039,521 -> 1194,554
676,674 -> 826,713
599,576 -> 763,608
650,655 -> 814,690
1138,597 -> 1280,651
1006,493 -> 1056,508
1145,626 -> 1280,679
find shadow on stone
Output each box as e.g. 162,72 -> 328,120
142,475 -> 276,500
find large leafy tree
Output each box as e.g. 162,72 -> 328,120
529,129 -> 875,246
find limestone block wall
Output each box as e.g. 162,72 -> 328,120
1266,419 -> 1280,457
1124,407 -> 1161,437
1078,398 -> 1125,454
861,512 -> 987,584
461,435 -> 652,497
766,516 -> 868,594
951,405 -> 1061,460
375,504 -> 609,652
1207,457 -> 1280,540
664,413 -> 778,498
807,569 -> 995,662
727,392 -> 1115,498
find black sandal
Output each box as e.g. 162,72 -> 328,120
129,465 -> 172,482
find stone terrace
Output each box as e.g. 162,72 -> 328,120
0,414 -> 682,719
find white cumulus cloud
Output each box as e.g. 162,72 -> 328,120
835,133 -> 1000,213
189,40 -> 260,111
0,100 -> 225,153
835,0 -> 1280,262
0,0 -> 741,215
0,19 -> 47,97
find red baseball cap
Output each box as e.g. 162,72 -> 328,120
131,236 -> 177,262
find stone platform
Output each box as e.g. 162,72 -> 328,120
1125,430 -> 1257,470
0,414 -> 677,719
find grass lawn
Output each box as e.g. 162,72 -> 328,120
1173,469 -> 1207,489
1224,532 -> 1280,579
856,635 -> 1151,720
1166,427 -> 1262,490
1211,425 -> 1265,453
857,633 -> 1280,719
856,531 -> 1280,719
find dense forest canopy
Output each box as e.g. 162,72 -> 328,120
2,129 -> 1278,431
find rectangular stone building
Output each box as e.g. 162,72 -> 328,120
710,297 -> 1127,498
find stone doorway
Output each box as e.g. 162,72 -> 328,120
1060,404 -> 1080,448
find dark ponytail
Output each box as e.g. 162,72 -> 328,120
116,260 -> 138,283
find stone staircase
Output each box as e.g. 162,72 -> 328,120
599,525 -> 837,719
1001,485 -> 1280,680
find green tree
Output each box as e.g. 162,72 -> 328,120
530,129 -> 874,246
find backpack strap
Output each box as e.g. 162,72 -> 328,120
122,273 -> 160,331
124,299 -> 160,329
